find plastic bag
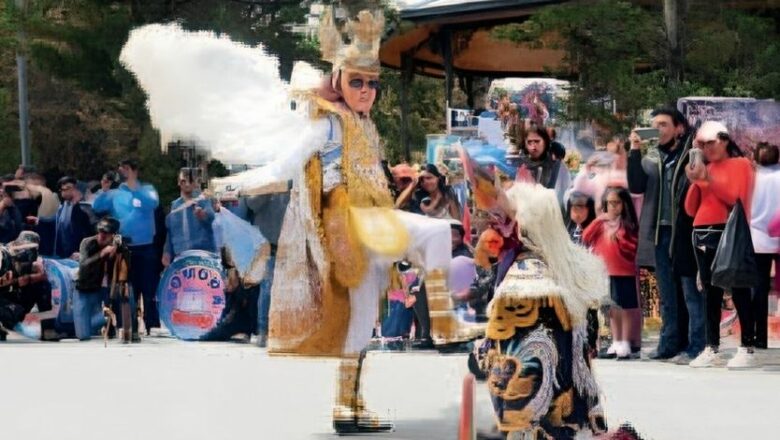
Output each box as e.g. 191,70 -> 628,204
711,200 -> 759,290
216,208 -> 269,285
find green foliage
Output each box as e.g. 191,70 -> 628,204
207,159 -> 229,179
494,0 -> 780,132
0,86 -> 21,172
686,8 -> 780,100
0,0 -> 321,202
373,69 -> 445,164
136,126 -> 181,208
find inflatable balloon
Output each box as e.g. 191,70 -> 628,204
449,256 -> 477,297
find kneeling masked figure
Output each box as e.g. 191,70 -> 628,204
473,183 -> 609,439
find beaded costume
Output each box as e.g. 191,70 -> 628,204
472,183 -> 609,439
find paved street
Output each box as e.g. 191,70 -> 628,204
1,335 -> 778,440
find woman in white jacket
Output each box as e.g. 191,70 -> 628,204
750,142 -> 780,349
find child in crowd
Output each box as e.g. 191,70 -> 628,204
583,186 -> 641,360
566,191 -> 601,355
566,191 -> 597,245
380,261 -> 418,343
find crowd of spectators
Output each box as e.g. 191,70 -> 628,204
1,107 -> 778,371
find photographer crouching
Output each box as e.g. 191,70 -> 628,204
0,232 -> 52,341
75,217 -> 139,343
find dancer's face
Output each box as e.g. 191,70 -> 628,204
340,69 -> 379,115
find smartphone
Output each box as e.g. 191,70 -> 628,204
688,148 -> 704,169
634,127 -> 660,140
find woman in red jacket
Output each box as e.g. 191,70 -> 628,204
583,186 -> 641,360
685,121 -> 757,369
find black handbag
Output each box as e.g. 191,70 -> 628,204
710,200 -> 759,289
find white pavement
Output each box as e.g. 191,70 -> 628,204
1,336 -> 779,440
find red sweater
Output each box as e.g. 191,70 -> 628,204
582,217 -> 638,276
684,157 -> 755,227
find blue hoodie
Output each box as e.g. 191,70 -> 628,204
93,182 -> 159,246
164,192 -> 216,258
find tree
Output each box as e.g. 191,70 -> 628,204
493,0 -> 780,132
207,158 -> 230,179
0,0 -> 320,206
373,68 -> 446,164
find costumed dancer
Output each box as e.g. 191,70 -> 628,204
471,183 -> 609,439
119,10 -> 481,433
263,10 -> 481,432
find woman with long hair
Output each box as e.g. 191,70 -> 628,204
685,121 -> 757,369
414,164 -> 462,219
583,186 -> 641,359
512,124 -> 572,212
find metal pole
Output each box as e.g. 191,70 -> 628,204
16,54 -> 30,166
15,0 -> 31,166
441,28 -> 453,107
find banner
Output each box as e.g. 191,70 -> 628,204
158,250 -> 226,340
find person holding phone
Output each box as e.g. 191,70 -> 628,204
627,107 -> 702,363
685,121 -> 757,368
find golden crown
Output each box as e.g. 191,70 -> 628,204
319,7 -> 384,74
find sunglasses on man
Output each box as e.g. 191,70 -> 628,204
348,78 -> 381,90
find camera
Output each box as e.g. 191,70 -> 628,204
113,234 -> 123,247
0,243 -> 38,279
5,231 -> 41,278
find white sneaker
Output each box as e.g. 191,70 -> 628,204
606,342 -> 618,355
726,347 -> 759,369
615,341 -> 631,358
689,346 -> 723,368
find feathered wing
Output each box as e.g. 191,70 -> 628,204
119,23 -> 324,190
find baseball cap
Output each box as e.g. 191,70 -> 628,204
695,121 -> 729,144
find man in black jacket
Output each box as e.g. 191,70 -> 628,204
76,217 -> 138,342
29,176 -> 93,259
628,107 -> 704,362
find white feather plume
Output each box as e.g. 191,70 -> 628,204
120,23 -> 324,187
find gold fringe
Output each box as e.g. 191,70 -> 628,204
324,186 -> 367,288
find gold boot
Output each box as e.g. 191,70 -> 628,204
426,269 -> 485,346
332,357 -> 393,433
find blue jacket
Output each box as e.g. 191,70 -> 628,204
93,182 -> 159,246
164,193 -> 216,258
39,201 -> 94,258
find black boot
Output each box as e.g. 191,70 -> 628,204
199,311 -> 250,342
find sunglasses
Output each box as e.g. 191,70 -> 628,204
348,78 -> 381,90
